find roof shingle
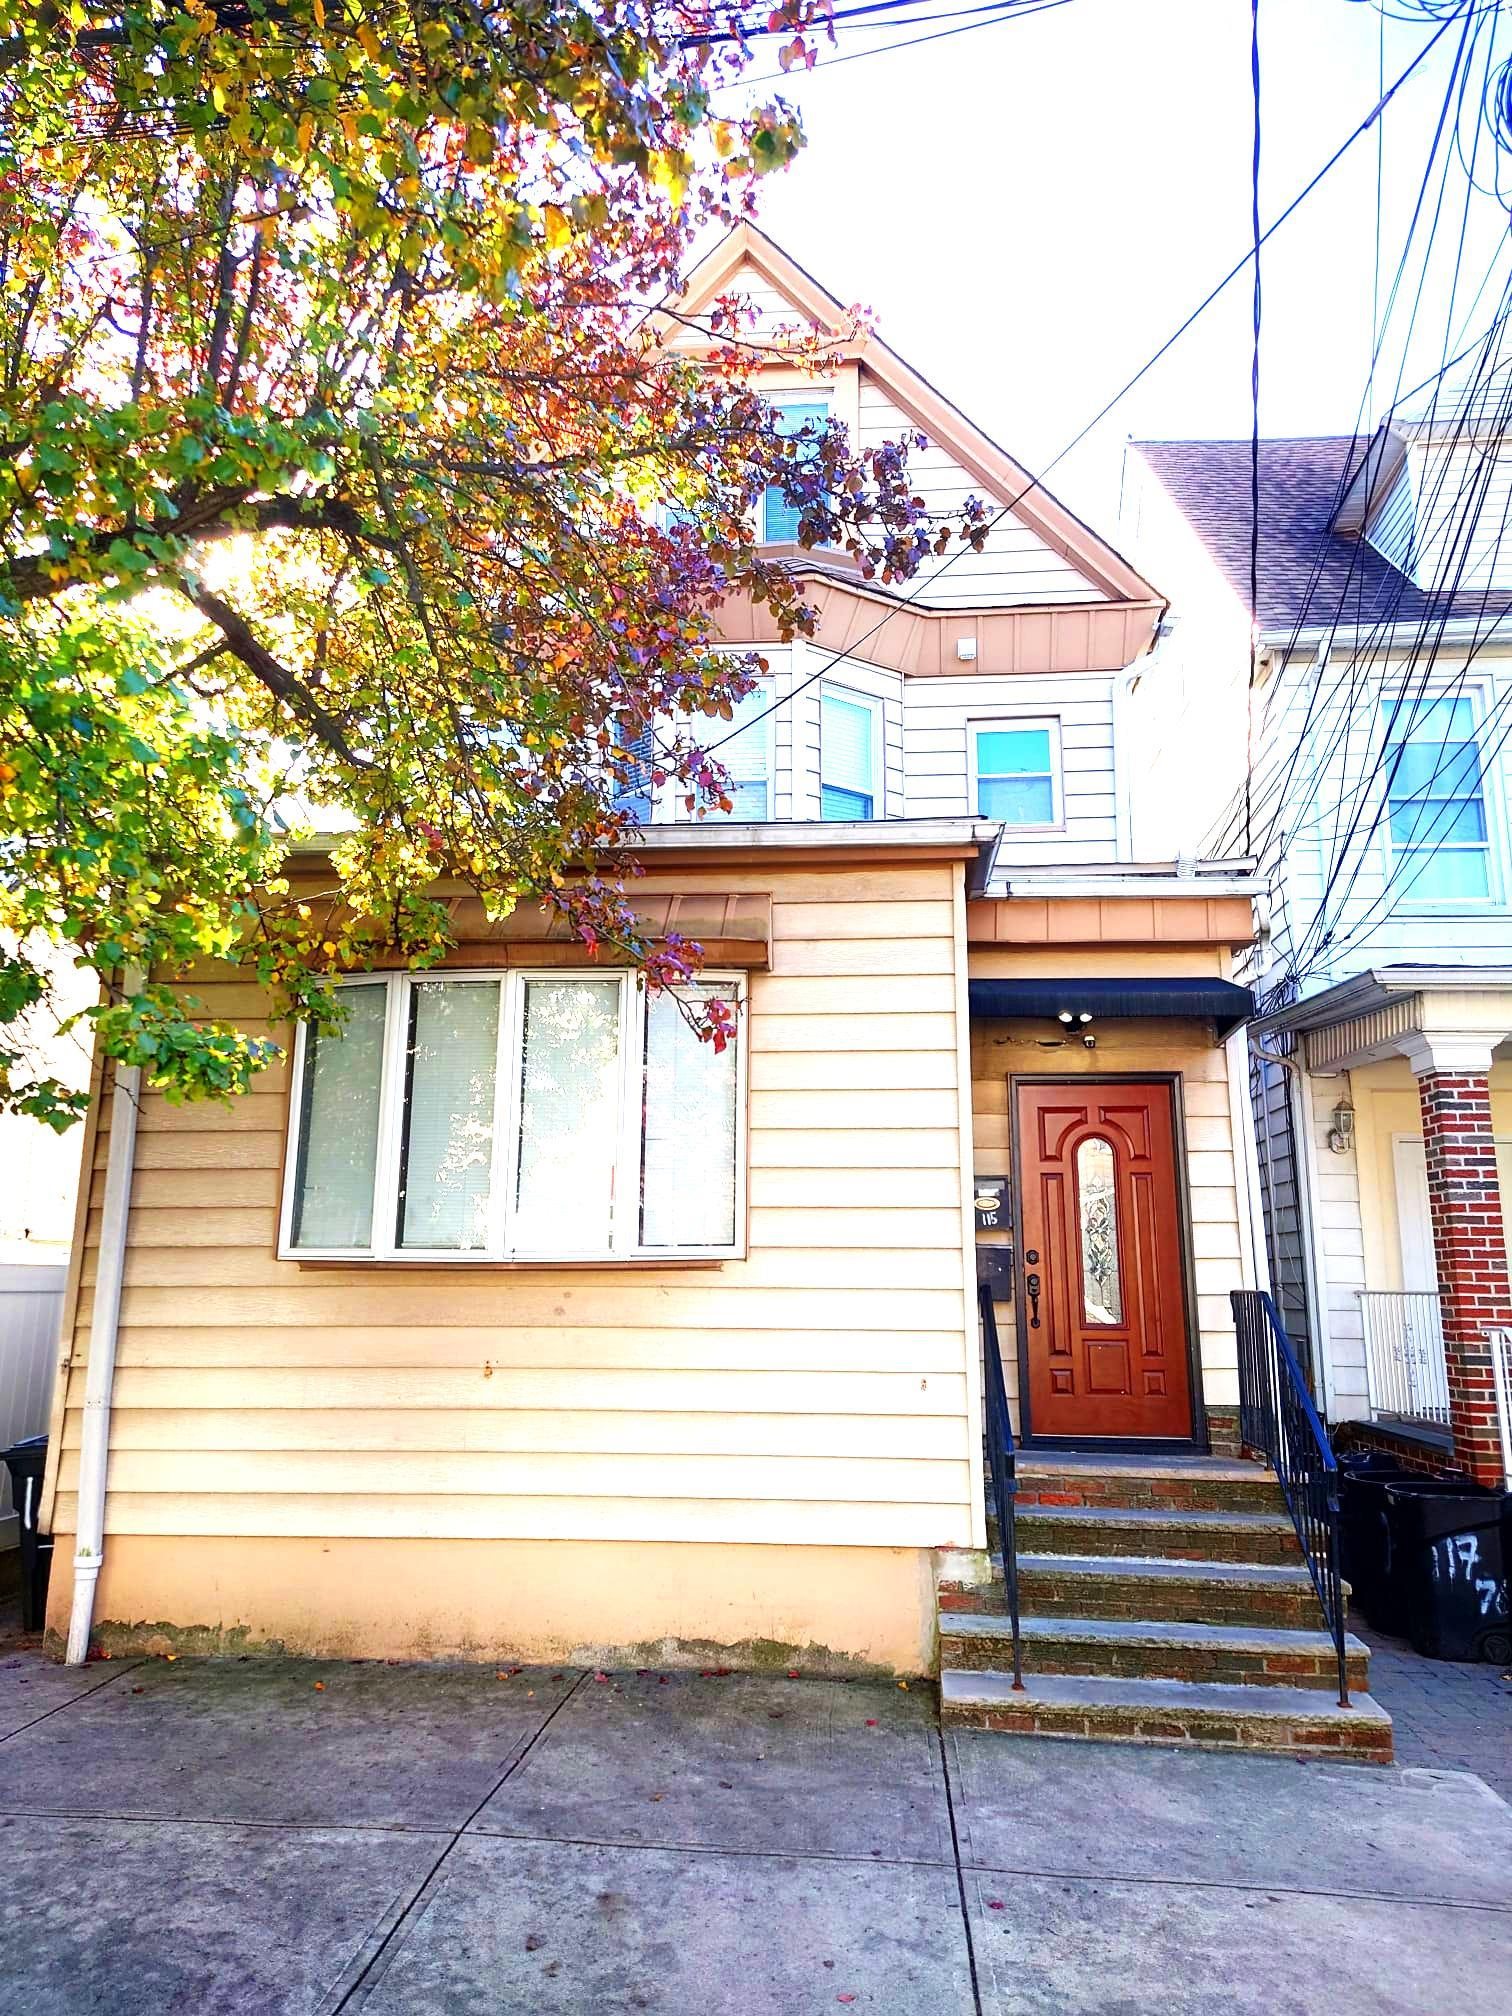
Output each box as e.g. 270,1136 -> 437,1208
1135,435 -> 1512,636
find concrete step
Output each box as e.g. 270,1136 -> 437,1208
1012,1552 -> 1334,1631
939,1669 -> 1393,1762
1014,1504 -> 1301,1567
1015,1455 -> 1282,1515
939,1611 -> 1370,1692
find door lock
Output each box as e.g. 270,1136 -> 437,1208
1025,1270 -> 1042,1329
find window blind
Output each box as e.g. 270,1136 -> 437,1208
512,977 -> 622,1251
762,399 -> 829,543
711,683 -> 771,820
290,985 -> 387,1250
640,986 -> 738,1248
821,690 -> 874,819
396,981 -> 499,1250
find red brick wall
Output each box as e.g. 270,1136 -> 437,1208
1416,1070 -> 1510,1487
1332,1420 -> 1452,1478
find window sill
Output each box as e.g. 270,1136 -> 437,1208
289,1254 -> 731,1271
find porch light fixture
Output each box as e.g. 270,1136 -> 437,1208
1328,1098 -> 1356,1155
1056,1010 -> 1094,1024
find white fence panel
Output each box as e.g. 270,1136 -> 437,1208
0,1263 -> 64,1546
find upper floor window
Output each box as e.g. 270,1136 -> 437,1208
708,682 -> 774,819
1383,694 -> 1491,903
821,686 -> 881,820
282,972 -> 744,1262
760,396 -> 830,544
973,720 -> 1061,827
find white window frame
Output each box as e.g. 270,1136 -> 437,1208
1380,686 -> 1500,912
697,677 -> 775,823
278,969 -> 748,1263
759,391 -> 833,545
819,682 -> 884,821
970,716 -> 1064,830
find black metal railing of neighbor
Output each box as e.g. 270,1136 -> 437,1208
979,1282 -> 1024,1690
1231,1289 -> 1350,1707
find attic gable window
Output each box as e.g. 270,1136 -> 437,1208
282,972 -> 745,1262
760,395 -> 830,544
1383,693 -> 1492,904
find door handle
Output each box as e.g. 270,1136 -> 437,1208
1025,1271 -> 1042,1329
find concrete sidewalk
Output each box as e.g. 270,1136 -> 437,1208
0,1647 -> 1508,2015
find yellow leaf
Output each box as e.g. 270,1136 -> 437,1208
357,22 -> 380,61
296,112 -> 314,155
542,203 -> 571,251
313,0 -> 324,25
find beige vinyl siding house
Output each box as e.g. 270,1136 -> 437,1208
40,226 -> 1274,1682
43,834 -> 987,1669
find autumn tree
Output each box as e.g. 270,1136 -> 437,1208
0,3 -> 982,1122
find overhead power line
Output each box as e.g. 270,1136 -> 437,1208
699,9 -> 1465,764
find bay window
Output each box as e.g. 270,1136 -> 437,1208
281,971 -> 745,1260
820,686 -> 881,820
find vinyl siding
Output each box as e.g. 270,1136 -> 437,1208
1363,457 -> 1416,577
49,859 -> 982,1558
1255,642 -> 1512,985
856,380 -> 1103,608
903,672 -> 1118,861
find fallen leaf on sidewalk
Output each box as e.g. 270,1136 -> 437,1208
986,1899 -> 1005,1911
865,1719 -> 877,1728
313,1682 -> 325,1692
837,1996 -> 857,2005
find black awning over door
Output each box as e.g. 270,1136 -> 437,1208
967,975 -> 1254,1037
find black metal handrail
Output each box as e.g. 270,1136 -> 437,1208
979,1282 -> 1024,1690
1231,1289 -> 1350,1706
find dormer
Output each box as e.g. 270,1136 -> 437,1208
1336,353 -> 1512,593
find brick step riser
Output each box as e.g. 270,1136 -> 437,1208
943,1632 -> 1366,1692
1014,1477 -> 1283,1515
1015,1574 -> 1329,1632
1010,1519 -> 1301,1568
939,1699 -> 1392,1763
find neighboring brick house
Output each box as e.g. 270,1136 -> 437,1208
1124,417 -> 1512,1489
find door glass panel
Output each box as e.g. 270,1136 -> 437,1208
1076,1135 -> 1123,1325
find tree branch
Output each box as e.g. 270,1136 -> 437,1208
173,580 -> 372,769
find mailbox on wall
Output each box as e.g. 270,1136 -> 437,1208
976,1245 -> 1015,1300
972,1177 -> 1010,1232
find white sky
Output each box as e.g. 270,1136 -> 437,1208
723,0 -> 1512,525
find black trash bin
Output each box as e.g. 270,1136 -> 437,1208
1338,1453 -> 1415,1633
1383,1478 -> 1511,1663
2,1434 -> 52,1633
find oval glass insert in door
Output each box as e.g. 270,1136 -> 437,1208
1076,1135 -> 1123,1326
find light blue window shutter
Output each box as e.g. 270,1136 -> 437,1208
762,400 -> 829,543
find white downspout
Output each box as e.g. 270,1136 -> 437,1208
65,971 -> 142,1665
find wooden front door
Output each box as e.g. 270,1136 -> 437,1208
1014,1079 -> 1195,1441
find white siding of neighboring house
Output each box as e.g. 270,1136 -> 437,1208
902,672 -> 1119,862
1409,435 -> 1512,594
1259,643 -> 1512,988
1301,1067 -> 1370,1423
1363,456 -> 1416,576
855,381 -> 1104,608
1116,449 -> 1255,862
